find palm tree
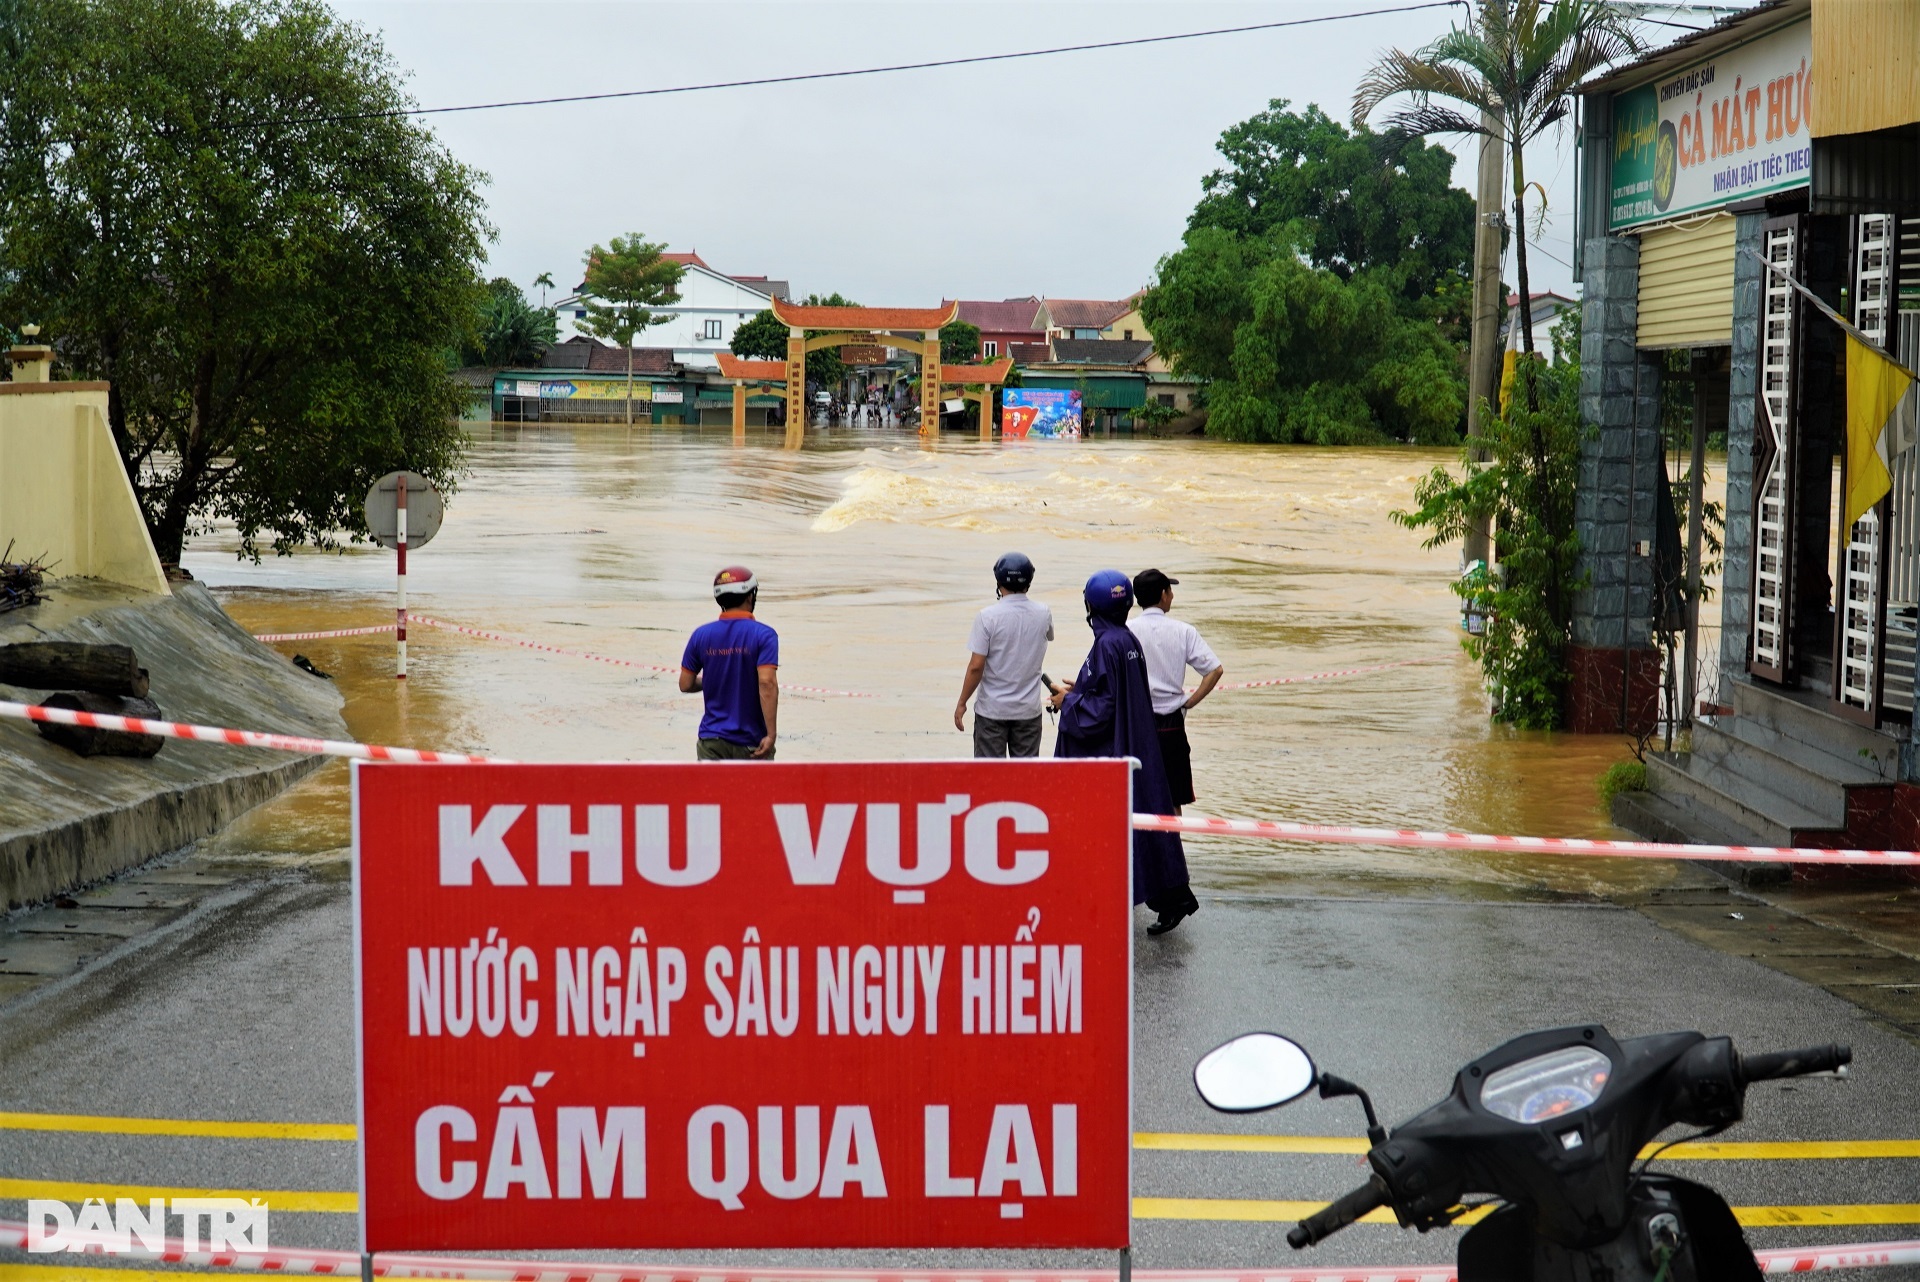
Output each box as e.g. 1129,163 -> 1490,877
1354,0 -> 1639,359
532,272 -> 554,309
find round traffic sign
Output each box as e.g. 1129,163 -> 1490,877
364,471 -> 445,550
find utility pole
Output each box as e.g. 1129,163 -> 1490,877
1464,105 -> 1506,568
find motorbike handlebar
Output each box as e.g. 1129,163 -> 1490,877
1287,1175 -> 1390,1249
1739,1043 -> 1852,1083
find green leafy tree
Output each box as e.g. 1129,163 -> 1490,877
1140,226 -> 1464,444
730,309 -> 788,360
579,233 -> 684,426
940,320 -> 981,365
1190,100 -> 1475,318
464,277 -> 556,368
0,0 -> 488,564
1394,359 -> 1583,728
1354,0 -> 1638,356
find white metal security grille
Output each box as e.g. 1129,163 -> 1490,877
1751,223 -> 1797,676
1837,215 -> 1894,716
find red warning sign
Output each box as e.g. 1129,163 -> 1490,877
353,760 -> 1133,1252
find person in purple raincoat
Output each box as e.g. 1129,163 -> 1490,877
1049,569 -> 1198,936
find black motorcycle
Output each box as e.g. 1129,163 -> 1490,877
1193,1025 -> 1851,1281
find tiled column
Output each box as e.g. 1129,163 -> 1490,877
1569,234 -> 1664,733
1715,211 -> 1766,703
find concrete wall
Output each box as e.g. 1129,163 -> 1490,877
0,383 -> 169,594
0,580 -> 348,908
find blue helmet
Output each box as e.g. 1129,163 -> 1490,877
993,552 -> 1035,593
1083,569 -> 1133,620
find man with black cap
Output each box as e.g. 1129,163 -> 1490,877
679,565 -> 779,760
1130,569 -> 1223,810
954,552 -> 1053,757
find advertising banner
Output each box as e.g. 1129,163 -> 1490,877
1001,389 -> 1082,440
353,760 -> 1133,1253
566,381 -> 655,402
1609,17 -> 1810,231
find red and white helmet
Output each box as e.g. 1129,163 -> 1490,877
712,565 -> 758,599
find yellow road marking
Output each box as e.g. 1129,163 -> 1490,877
0,1113 -> 353,1143
1131,1198 -> 1920,1226
3,1180 -> 1912,1227
10,1113 -> 1916,1161
1134,1133 -> 1920,1160
0,1180 -> 355,1215
1136,1133 -> 1369,1154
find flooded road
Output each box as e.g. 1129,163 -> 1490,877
190,424 -> 1659,901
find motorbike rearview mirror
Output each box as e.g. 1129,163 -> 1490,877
1194,1032 -> 1317,1113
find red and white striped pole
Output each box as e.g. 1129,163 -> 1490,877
395,475 -> 408,681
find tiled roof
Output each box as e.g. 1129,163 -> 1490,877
663,251 -> 710,269
771,298 -> 958,330
731,276 -> 791,301
541,339 -> 593,369
1043,299 -> 1129,330
937,357 -> 1014,386
715,353 -> 787,380
1008,342 -> 1051,365
1047,339 -> 1155,366
953,298 -> 1044,332
540,338 -> 678,374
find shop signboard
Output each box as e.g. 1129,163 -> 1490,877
1609,17 -> 1811,230
353,759 -> 1133,1252
1002,389 -> 1083,440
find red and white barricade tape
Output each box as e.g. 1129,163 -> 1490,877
6,696 -> 1915,868
253,624 -> 400,642
249,617 -> 1445,701
407,616 -> 874,700
1,1223 -> 1915,1280
1135,813 -> 1920,869
255,612 -> 873,699
1216,655 -> 1452,691
0,700 -> 507,765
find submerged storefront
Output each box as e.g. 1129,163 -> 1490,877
1573,0 -> 1920,848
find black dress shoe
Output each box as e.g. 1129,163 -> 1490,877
1147,890 -> 1200,936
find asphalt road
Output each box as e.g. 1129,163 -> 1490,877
2,873 -> 1917,1276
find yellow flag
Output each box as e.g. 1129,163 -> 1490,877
1497,309 -> 1521,415
1844,334 -> 1916,528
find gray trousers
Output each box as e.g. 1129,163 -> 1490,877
973,714 -> 1042,758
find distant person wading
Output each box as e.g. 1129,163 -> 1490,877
679,565 -> 779,760
954,552 -> 1054,757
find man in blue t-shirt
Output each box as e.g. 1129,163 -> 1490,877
679,565 -> 780,760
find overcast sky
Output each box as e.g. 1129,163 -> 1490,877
332,0 -> 1686,310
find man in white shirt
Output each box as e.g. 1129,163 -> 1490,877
954,552 -> 1054,757
1130,568 -> 1223,808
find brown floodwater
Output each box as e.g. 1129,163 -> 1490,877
190,423 -> 1673,901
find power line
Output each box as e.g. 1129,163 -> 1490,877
235,0 -> 1469,128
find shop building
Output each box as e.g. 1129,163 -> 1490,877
1570,0 -> 1920,848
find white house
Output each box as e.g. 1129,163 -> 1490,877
562,252 -> 790,371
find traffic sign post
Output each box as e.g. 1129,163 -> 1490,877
352,759 -> 1133,1253
364,472 -> 444,681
